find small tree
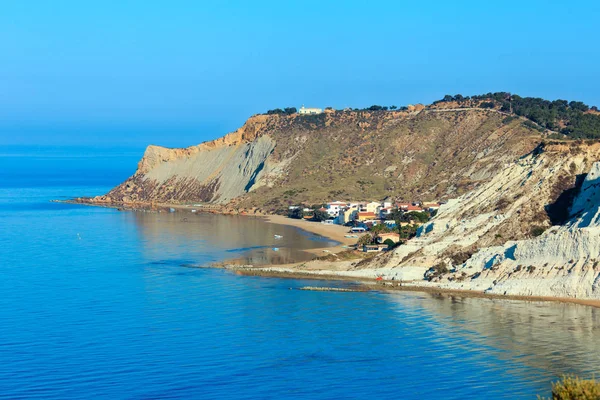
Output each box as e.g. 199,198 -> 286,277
312,209 -> 329,222
398,225 -> 418,240
370,223 -> 392,234
288,208 -> 304,219
405,211 -> 430,224
357,234 -> 373,247
390,105 -> 397,110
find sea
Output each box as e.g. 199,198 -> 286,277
1,145 -> 600,399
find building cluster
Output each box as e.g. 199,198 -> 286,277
290,197 -> 441,227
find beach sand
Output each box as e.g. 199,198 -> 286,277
262,215 -> 358,254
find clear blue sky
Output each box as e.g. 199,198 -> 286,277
1,0 -> 599,147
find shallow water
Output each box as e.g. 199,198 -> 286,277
1,146 -> 599,399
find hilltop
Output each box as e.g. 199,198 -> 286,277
78,95 -> 568,212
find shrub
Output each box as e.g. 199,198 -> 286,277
287,208 -> 304,219
426,262 -> 450,281
312,209 -> 329,222
450,250 -> 474,266
531,226 -> 547,237
539,375 -> 600,400
357,234 -> 374,246
383,238 -> 396,248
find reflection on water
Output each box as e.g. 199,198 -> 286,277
129,212 -> 337,265
385,291 -> 600,390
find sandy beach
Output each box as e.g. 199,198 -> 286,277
262,214 -> 358,251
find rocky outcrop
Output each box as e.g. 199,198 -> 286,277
360,142 -> 600,299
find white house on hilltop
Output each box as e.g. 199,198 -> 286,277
299,106 -> 323,115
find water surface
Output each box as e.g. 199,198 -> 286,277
1,146 -> 599,399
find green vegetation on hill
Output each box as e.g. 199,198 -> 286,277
267,107 -> 297,115
436,92 -> 600,139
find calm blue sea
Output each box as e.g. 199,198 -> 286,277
1,145 -> 600,399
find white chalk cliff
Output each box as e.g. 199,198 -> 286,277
360,142 -> 600,299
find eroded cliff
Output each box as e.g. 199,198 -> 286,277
83,108 -> 542,208
358,141 -> 600,299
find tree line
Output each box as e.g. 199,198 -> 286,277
436,92 -> 600,139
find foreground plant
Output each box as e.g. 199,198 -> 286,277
539,375 -> 600,399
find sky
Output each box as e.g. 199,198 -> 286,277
1,0 -> 599,147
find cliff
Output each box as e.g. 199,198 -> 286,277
350,141 -> 600,299
83,107 -> 542,209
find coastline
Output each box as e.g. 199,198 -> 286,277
229,265 -> 600,309
65,198 -> 357,254
262,214 -> 357,253
64,198 -> 600,308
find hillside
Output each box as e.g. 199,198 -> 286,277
247,141 -> 600,300
81,106 -> 543,211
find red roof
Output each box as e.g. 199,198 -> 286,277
358,212 -> 376,217
378,233 -> 400,239
406,206 -> 423,212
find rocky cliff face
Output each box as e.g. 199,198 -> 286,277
361,142 -> 600,299
85,108 -> 542,208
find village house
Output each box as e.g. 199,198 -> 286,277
422,202 -> 441,212
362,244 -> 388,253
326,201 -> 347,217
299,106 -> 323,115
396,202 -> 411,211
337,208 -> 358,225
379,207 -> 394,219
381,196 -> 394,209
376,232 -> 401,244
356,211 -> 376,222
361,201 -> 381,214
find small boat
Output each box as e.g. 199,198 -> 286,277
274,234 -> 283,239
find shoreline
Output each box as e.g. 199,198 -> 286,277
64,199 -> 357,254
261,214 -> 358,254
230,266 -> 600,309
62,199 -> 600,308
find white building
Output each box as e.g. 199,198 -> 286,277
299,106 -> 323,115
364,201 -> 382,214
382,197 -> 394,209
326,201 -> 347,217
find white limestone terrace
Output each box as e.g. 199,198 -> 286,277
269,147 -> 600,300
411,161 -> 600,299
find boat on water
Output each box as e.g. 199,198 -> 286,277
274,234 -> 283,239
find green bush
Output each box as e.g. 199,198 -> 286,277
383,238 -> 396,248
287,208 -> 304,219
539,375 -> 600,400
531,226 -> 546,237
312,209 -> 329,222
